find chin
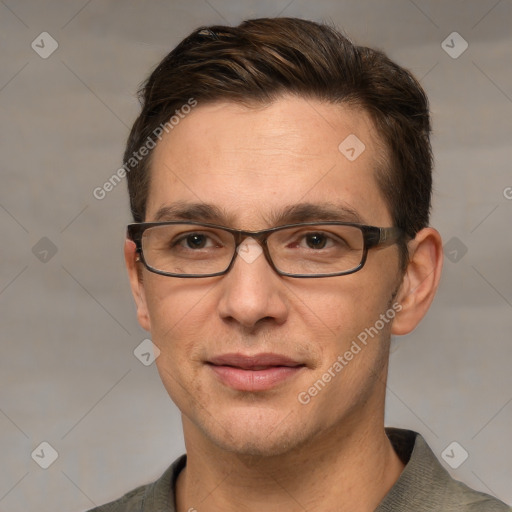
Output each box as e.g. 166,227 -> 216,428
197,407 -> 316,458
212,430 -> 302,458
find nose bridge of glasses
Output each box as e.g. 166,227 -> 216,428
232,228 -> 270,247
229,229 -> 279,275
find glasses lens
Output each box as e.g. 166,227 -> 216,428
268,224 -> 364,275
141,224 -> 235,275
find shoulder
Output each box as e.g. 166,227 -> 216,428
85,454 -> 187,512
380,428 -> 510,512
86,484 -> 146,512
441,477 -> 511,511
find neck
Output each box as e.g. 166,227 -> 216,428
175,415 -> 404,512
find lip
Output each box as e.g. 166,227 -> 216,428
207,353 -> 305,391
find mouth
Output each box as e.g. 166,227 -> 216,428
207,353 -> 306,392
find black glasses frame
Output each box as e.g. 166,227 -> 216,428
126,221 -> 404,278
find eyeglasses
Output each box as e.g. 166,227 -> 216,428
127,221 -> 404,278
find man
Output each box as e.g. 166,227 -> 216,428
90,17 -> 510,512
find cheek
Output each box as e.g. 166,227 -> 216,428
293,277 -> 396,418
143,277 -> 218,360
146,279 -> 217,407
145,275 -> 212,324
294,273 -> 392,341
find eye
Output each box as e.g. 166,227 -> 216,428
304,233 -> 329,249
285,230 -> 351,252
299,231 -> 344,250
174,232 -> 218,250
184,234 -> 209,249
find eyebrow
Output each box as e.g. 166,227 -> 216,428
153,202 -> 235,224
152,201 -> 365,226
267,202 -> 364,225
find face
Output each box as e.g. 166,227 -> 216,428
126,96 -> 405,457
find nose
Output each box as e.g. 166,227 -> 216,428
217,238 -> 289,330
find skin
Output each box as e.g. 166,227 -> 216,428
125,95 -> 443,511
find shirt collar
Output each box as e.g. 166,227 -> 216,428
377,428 -> 450,511
141,428 -> 458,511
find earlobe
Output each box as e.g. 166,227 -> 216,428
391,228 -> 443,336
124,239 -> 151,332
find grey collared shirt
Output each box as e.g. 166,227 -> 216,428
89,428 -> 510,511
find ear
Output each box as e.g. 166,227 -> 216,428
124,239 -> 151,332
392,227 -> 443,335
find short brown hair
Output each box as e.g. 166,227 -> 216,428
125,17 -> 432,265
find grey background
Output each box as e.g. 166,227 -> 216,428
1,1 -> 511,510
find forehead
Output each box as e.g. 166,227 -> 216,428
146,95 -> 391,227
